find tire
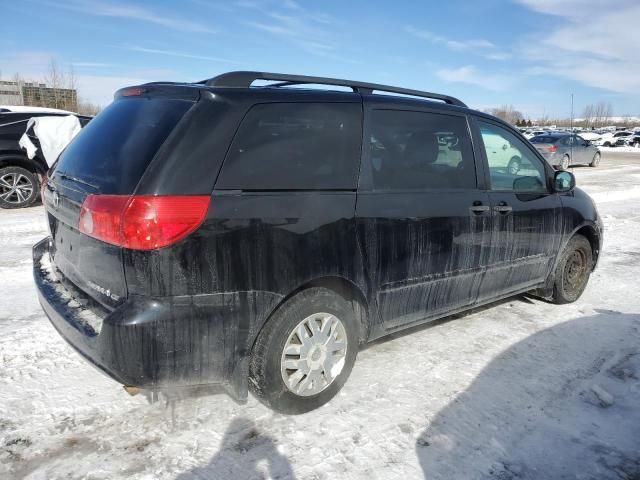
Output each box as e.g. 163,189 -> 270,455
603,142 -> 611,147
0,166 -> 39,209
634,141 -> 640,149
560,154 -> 570,170
551,234 -> 593,304
249,287 -> 359,414
507,157 -> 521,175
589,151 -> 600,167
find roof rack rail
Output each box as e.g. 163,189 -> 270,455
204,71 -> 467,108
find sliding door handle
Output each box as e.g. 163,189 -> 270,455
494,202 -> 513,213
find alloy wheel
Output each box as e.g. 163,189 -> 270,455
0,172 -> 34,205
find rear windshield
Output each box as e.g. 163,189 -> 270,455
54,97 -> 192,194
530,136 -> 559,144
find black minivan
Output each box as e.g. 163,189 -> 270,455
34,72 -> 602,414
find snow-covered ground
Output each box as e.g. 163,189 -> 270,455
1,152 -> 639,480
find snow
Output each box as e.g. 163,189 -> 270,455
1,152 -> 640,479
599,145 -> 640,153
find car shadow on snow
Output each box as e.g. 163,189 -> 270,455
415,310 -> 640,480
175,416 -> 296,480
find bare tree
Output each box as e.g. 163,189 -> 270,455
41,59 -> 78,111
486,105 -> 524,125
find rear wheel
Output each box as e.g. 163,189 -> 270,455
589,151 -> 600,167
0,166 -> 39,209
551,234 -> 593,304
560,155 -> 570,170
249,287 -> 359,414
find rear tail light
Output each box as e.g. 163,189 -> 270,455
79,195 -> 210,250
548,145 -> 558,153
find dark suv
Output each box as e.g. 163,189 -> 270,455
0,107 -> 92,208
33,72 -> 602,414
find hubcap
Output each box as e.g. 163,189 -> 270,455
562,156 -> 570,169
0,173 -> 34,205
280,312 -> 348,396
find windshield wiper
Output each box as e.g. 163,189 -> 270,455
56,173 -> 99,190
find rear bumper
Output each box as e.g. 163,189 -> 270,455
33,237 -> 281,402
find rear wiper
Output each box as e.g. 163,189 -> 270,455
57,173 -> 99,190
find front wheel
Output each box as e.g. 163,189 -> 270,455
551,235 -> 593,304
560,155 -> 570,170
0,166 -> 40,209
590,152 -> 600,167
249,287 -> 359,414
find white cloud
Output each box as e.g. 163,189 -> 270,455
241,6 -> 355,62
405,26 -> 494,51
50,0 -> 215,33
516,0 -> 640,92
436,65 -> 515,91
124,46 -> 244,65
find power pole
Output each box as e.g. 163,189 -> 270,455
570,93 -> 574,131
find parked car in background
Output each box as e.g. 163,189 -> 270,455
33,71 -> 602,414
619,133 -> 640,148
595,130 -> 633,147
530,133 -> 600,169
0,106 -> 91,208
524,130 -> 546,139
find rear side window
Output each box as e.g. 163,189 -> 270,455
54,98 -> 192,194
216,103 -> 362,190
367,109 -> 476,190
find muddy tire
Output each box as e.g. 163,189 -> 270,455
551,234 -> 593,304
249,287 -> 359,414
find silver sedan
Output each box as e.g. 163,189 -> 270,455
530,133 -> 601,169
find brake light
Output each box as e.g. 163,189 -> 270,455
548,145 -> 558,153
79,195 -> 210,250
121,87 -> 146,97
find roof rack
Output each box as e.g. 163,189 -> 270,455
203,71 -> 467,108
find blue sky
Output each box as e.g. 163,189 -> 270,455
2,0 -> 639,118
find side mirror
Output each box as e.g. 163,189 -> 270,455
554,170 -> 575,192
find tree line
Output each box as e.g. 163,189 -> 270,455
486,102 -> 632,128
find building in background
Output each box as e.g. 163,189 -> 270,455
0,80 -> 77,111
0,80 -> 23,105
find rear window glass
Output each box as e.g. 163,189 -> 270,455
216,103 -> 362,190
530,136 -> 559,143
54,98 -> 192,194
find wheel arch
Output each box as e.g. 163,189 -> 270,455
0,153 -> 46,176
253,276 -> 370,352
574,224 -> 601,269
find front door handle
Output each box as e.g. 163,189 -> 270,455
494,201 -> 513,214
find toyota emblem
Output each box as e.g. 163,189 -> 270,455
52,191 -> 60,209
